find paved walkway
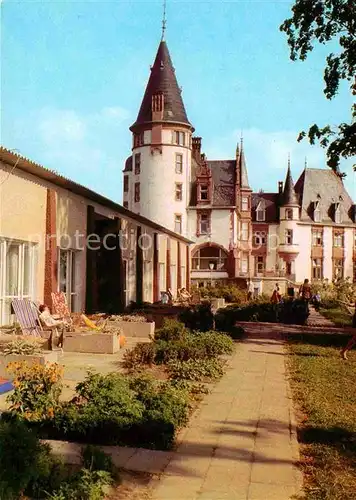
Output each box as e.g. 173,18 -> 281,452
150,324 -> 302,500
306,305 -> 335,328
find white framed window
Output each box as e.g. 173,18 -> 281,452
143,260 -> 152,302
285,229 -> 293,245
335,206 -> 342,224
0,239 -> 37,325
159,263 -> 165,292
241,253 -> 249,274
256,209 -> 265,221
333,259 -> 344,279
333,232 -> 343,248
174,131 -> 185,146
192,246 -> 227,271
254,231 -> 266,247
174,214 -> 182,234
175,154 -> 183,174
134,153 -> 141,175
314,208 -> 321,222
199,185 -> 209,201
241,222 -> 249,241
175,183 -> 183,201
255,255 -> 265,275
199,213 -> 210,234
312,258 -> 323,280
58,249 -> 78,312
312,229 -> 323,246
286,209 -> 293,220
241,196 -> 249,211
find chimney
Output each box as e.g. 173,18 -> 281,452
192,137 -> 202,161
278,181 -> 283,194
152,92 -> 164,121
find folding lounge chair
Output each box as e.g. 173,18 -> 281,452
51,291 -> 73,325
12,298 -> 63,351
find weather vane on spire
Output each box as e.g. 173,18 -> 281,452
288,152 -> 291,168
161,0 -> 167,41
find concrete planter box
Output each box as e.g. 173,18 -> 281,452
0,351 -> 59,380
211,298 -> 225,309
64,332 -> 120,354
108,321 -> 155,339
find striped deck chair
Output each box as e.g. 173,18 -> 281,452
51,292 -> 73,325
11,298 -> 42,337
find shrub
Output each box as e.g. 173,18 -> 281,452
195,285 -> 247,303
278,299 -> 309,325
167,358 -> 224,382
154,338 -> 206,364
81,445 -> 115,475
178,303 -> 214,332
122,342 -> 156,369
46,469 -> 113,500
154,319 -> 189,341
7,361 -> 63,421
0,419 -> 57,500
189,330 -> 234,357
1,338 -> 42,356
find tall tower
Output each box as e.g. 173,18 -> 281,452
123,38 -> 194,234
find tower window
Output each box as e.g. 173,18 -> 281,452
175,183 -> 183,201
199,185 -> 209,201
241,196 -> 249,211
285,229 -> 293,245
175,154 -> 183,174
312,258 -> 323,280
124,175 -> 129,193
133,132 -> 144,148
285,209 -> 293,220
199,213 -> 210,234
174,131 -> 185,146
174,214 -> 182,234
134,153 -> 141,175
134,182 -> 140,203
241,222 -> 249,241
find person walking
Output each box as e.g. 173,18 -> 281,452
271,283 -> 281,304
340,301 -> 356,360
299,279 -> 312,302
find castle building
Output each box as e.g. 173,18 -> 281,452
124,38 -> 356,294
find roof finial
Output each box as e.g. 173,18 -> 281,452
288,152 -> 291,169
304,156 -> 308,168
240,130 -> 244,149
161,0 -> 167,41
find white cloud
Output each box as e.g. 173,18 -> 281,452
38,108 -> 87,144
100,106 -> 129,121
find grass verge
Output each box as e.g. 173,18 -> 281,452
287,332 -> 356,500
319,306 -> 352,327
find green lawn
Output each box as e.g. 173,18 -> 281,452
319,306 -> 352,327
287,333 -> 356,500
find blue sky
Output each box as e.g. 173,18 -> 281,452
1,0 -> 355,201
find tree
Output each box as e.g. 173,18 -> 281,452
280,0 -> 356,178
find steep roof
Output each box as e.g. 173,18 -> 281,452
237,143 -> 250,189
188,160 -> 236,207
251,193 -> 279,222
131,41 -> 192,130
281,165 -> 299,206
295,168 -> 355,224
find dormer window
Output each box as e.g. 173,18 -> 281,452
334,203 -> 342,224
256,200 -> 266,221
199,185 -> 209,201
314,201 -> 321,222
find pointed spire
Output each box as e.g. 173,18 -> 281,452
282,160 -> 299,206
161,0 -> 167,41
130,41 -> 192,130
239,137 -> 250,189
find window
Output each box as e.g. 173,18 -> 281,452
254,231 -> 266,247
133,132 -> 144,148
123,201 -> 128,209
58,249 -> 77,312
255,255 -> 265,275
241,196 -> 249,211
192,246 -> 227,271
199,185 -> 209,201
333,231 -> 343,247
175,153 -> 183,174
159,263 -> 165,292
134,182 -> 140,203
256,209 -> 265,221
286,209 -> 293,220
0,239 -> 37,325
134,153 -> 141,175
199,213 -> 210,234
285,229 -> 293,245
335,206 -> 342,224
314,207 -> 321,222
174,214 -> 182,234
333,259 -> 344,279
175,183 -> 183,201
312,229 -> 323,246
241,253 -> 249,274
241,222 -> 249,241
174,131 -> 185,146
124,175 -> 129,193
312,258 -> 323,280
286,262 -> 292,275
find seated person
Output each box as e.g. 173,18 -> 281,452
179,287 -> 192,301
38,304 -> 66,349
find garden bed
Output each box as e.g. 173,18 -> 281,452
108,321 -> 155,339
0,351 -> 59,379
64,331 -> 121,354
